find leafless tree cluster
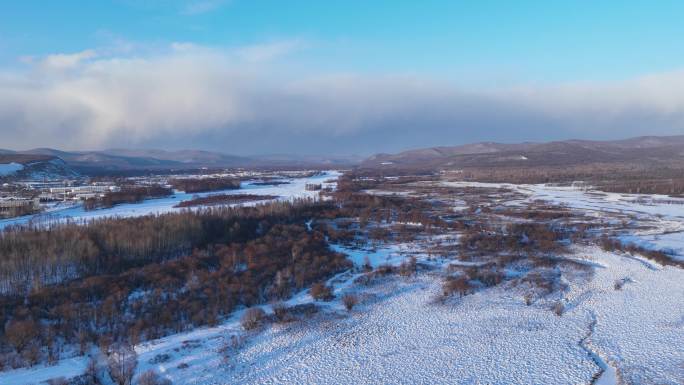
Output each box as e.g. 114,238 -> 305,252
0,200 -> 350,370
169,177 -> 240,193
84,185 -> 172,210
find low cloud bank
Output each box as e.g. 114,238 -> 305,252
2,43 -> 684,154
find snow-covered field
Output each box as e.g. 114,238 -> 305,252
8,245 -> 680,385
0,171 -> 339,230
445,181 -> 684,262
2,178 -> 683,384
173,244 -> 680,385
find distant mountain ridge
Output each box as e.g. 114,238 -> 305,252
4,135 -> 683,179
360,135 -> 684,171
0,148 -> 358,177
0,152 -> 78,180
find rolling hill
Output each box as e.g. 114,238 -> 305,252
0,148 -> 358,178
360,135 -> 684,171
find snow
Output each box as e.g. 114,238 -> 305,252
2,176 -> 684,384
444,181 -> 684,261
565,247 -> 684,385
0,356 -> 86,385
0,171 -> 340,230
209,245 -> 683,385
5,241 -> 682,384
619,232 -> 684,262
330,244 -> 409,268
228,279 -> 596,385
0,162 -> 24,176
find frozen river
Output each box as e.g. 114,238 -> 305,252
0,171 -> 340,230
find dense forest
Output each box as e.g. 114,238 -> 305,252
83,186 -> 172,211
0,199 -> 335,295
0,198 -> 354,371
174,194 -> 277,208
169,177 -> 241,193
595,178 -> 684,196
455,166 -> 684,196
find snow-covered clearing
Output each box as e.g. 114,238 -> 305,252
0,171 -> 340,230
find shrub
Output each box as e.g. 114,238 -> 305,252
398,256 -> 417,277
138,370 -> 172,385
553,301 -> 565,316
523,293 -> 534,306
342,294 -> 359,311
272,302 -> 290,323
476,269 -> 505,287
5,319 -> 39,353
107,342 -> 137,385
362,256 -> 373,272
287,303 -> 319,318
442,276 -> 472,298
219,335 -> 245,363
83,355 -> 100,385
47,378 -> 68,385
373,264 -> 395,276
148,354 -> 171,364
240,307 -> 266,330
310,282 -> 334,301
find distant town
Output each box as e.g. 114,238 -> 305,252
0,169 -> 327,220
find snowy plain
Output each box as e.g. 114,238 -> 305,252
0,171 -> 339,230
1,177 -> 683,384
8,244 -> 679,385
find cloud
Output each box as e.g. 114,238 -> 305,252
1,42 -> 684,155
34,50 -> 98,71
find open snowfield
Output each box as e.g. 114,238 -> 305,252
1,178 -> 683,384
185,246 -> 682,385
6,244 -> 680,385
0,171 -> 339,230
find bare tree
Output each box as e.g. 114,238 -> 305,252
442,276 -> 472,298
137,369 -> 172,385
310,282 -> 334,301
553,301 -> 565,317
107,342 -> 138,385
5,319 -> 39,353
240,308 -> 266,330
342,294 -> 359,311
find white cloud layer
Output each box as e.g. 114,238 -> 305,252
1,42 -> 684,155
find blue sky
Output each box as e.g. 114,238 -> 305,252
4,0 -> 684,82
1,1 -> 684,154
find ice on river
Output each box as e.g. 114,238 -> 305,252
0,171 -> 340,230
